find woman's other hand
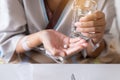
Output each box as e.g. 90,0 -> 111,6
39,30 -> 88,57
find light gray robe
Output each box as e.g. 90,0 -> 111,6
0,0 -> 116,63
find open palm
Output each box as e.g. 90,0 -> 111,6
40,30 -> 88,57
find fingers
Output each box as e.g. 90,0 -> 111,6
69,37 -> 82,43
74,11 -> 106,44
69,37 -> 81,43
64,39 -> 88,56
81,32 -> 101,38
65,43 -> 88,56
95,18 -> 106,26
75,18 -> 106,28
74,11 -> 106,33
81,32 -> 104,43
49,48 -> 67,57
76,27 -> 103,33
49,38 -> 88,57
65,37 -> 85,44
92,33 -> 104,43
69,39 -> 86,47
80,11 -> 105,22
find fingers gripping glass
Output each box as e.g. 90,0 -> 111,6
70,0 -> 98,58
71,0 -> 98,39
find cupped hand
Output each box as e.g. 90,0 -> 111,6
39,30 -> 88,57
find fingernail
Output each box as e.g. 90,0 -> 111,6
74,23 -> 78,26
82,43 -> 88,47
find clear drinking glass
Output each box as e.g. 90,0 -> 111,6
70,0 -> 98,58
71,0 -> 98,39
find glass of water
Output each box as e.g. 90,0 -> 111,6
70,0 -> 98,58
71,0 -> 98,39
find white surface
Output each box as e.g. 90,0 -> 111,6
0,65 -> 120,80
0,65 -> 19,80
33,65 -> 120,80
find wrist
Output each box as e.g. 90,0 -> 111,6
38,30 -> 45,44
21,36 -> 32,51
26,32 -> 42,48
87,39 -> 106,58
16,32 -> 43,53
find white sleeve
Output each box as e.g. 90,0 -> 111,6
0,0 -> 27,63
99,0 -> 116,57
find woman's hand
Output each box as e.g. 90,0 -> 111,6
74,11 -> 106,57
39,30 -> 88,57
75,11 -> 106,44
